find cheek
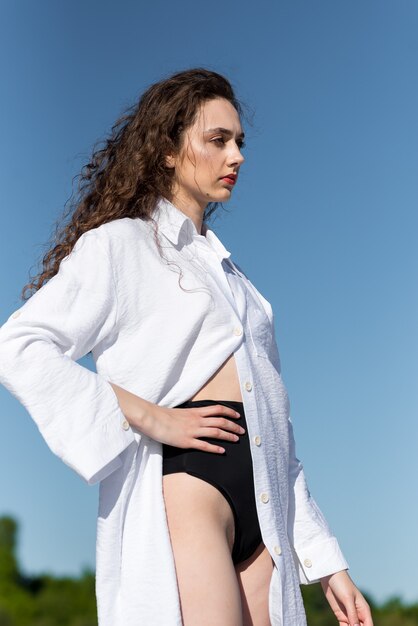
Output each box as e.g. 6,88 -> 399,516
182,146 -> 209,177
180,142 -> 218,185
194,149 -> 217,178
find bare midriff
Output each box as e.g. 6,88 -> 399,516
189,353 -> 243,403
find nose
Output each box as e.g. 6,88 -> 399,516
227,141 -> 245,168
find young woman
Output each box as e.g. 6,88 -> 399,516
0,68 -> 373,626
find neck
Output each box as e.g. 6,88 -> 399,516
169,191 -> 206,236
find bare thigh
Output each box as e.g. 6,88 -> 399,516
235,543 -> 274,626
163,472 -> 243,626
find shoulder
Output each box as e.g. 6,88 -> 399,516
71,217 -> 152,260
92,216 -> 150,244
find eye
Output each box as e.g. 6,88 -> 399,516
237,140 -> 246,150
211,136 -> 225,146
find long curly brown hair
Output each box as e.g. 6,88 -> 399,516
21,68 -> 243,301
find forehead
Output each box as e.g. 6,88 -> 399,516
193,98 -> 242,133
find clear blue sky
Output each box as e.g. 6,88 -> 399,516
1,0 -> 417,606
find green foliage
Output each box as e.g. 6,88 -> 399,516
372,596 -> 418,626
0,517 -> 19,584
0,515 -> 417,624
0,517 -> 97,626
301,583 -> 337,625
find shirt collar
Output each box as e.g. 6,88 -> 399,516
152,197 -> 231,262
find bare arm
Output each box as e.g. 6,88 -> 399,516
320,570 -> 373,626
109,383 -> 245,453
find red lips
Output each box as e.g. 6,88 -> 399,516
221,174 -> 237,185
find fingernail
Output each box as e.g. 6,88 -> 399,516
235,411 -> 241,417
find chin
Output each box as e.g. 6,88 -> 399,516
202,188 -> 232,205
214,190 -> 233,203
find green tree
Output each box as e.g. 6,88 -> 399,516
0,516 -> 97,626
1,514 -> 418,625
0,517 -> 19,584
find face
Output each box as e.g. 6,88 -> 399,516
168,97 -> 245,212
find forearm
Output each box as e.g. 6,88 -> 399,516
288,468 -> 349,583
0,336 -> 136,484
320,570 -> 374,626
287,418 -> 349,583
109,382 -> 155,431
108,383 -> 244,452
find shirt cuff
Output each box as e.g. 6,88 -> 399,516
61,410 -> 138,485
295,536 -> 349,584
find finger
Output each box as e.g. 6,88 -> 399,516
357,601 -> 373,626
346,603 -> 360,626
190,438 -> 225,454
199,416 -> 245,434
198,404 -> 242,419
198,427 -> 240,442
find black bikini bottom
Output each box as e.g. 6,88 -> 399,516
162,399 -> 262,565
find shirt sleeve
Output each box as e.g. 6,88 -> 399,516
231,259 -> 349,582
0,229 -> 137,485
286,415 -> 350,584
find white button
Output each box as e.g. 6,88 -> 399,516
121,419 -> 130,431
304,558 -> 312,568
253,435 -> 261,446
260,492 -> 269,504
233,326 -> 243,336
244,381 -> 252,392
274,545 -> 282,556
11,311 -> 21,319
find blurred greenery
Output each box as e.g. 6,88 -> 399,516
0,515 -> 416,625
0,516 -> 96,626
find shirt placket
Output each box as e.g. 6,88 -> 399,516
191,238 -> 240,316
194,239 -> 285,577
228,276 -> 286,571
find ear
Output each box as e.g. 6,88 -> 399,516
164,154 -> 176,169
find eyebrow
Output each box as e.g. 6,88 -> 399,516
204,127 -> 245,139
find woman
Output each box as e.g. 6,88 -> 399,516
0,68 -> 372,626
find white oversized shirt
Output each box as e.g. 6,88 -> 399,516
0,197 -> 349,625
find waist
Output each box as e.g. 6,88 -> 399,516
173,398 -> 245,412
163,398 -> 248,459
